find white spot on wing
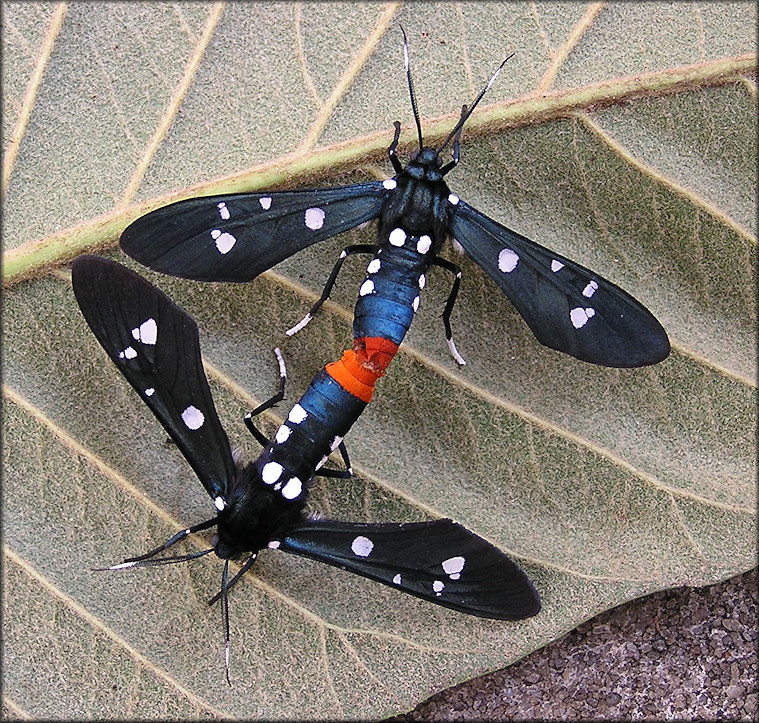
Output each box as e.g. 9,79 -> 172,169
498,248 -> 519,273
382,178 -> 397,190
144,387 -> 155,397
412,296 -> 420,312
181,405 -> 205,430
582,280 -> 599,298
304,207 -> 325,230
366,258 -> 381,274
280,477 -> 302,500
351,536 -> 374,557
288,404 -> 308,424
570,307 -> 596,329
418,274 -> 426,289
551,259 -> 564,272
268,540 -> 281,549
448,193 -> 460,205
214,496 -> 226,511
433,580 -> 445,596
211,229 -> 237,254
118,346 -> 137,360
417,235 -> 432,254
388,228 -> 406,247
217,202 -> 230,220
259,196 -> 272,210
359,279 -> 375,296
261,461 -> 283,484
132,318 -> 158,345
330,435 -> 343,451
392,573 -> 402,585
442,556 -> 465,580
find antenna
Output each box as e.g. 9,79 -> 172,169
221,559 -> 232,686
95,547 -> 214,571
400,26 -> 424,150
437,52 -> 515,154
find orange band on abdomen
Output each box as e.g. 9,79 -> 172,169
326,350 -> 377,402
324,338 -> 401,403
360,337 -> 400,373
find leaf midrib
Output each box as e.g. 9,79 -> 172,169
3,53 -> 754,287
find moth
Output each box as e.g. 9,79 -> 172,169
121,32 -> 669,370
72,255 -> 540,681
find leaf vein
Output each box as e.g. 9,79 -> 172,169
2,2 -> 68,200
3,546 -> 227,717
116,2 -> 226,211
296,2 -> 400,154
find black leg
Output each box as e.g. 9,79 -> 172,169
440,104 -> 466,175
388,120 -> 403,174
286,244 -> 376,337
245,348 -> 287,447
433,256 -> 466,366
317,440 -> 353,479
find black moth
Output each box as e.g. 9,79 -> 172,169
72,255 -> 540,683
121,32 -> 669,369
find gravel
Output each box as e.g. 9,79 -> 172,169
389,569 -> 757,721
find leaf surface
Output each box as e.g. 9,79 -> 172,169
2,3 -> 756,719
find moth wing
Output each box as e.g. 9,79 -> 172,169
72,256 -> 235,500
121,183 -> 388,282
280,518 -> 539,619
450,200 -> 669,367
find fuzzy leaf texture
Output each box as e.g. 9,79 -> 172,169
2,2 -> 756,720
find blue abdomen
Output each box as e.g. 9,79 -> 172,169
265,368 -> 367,481
353,245 -> 429,345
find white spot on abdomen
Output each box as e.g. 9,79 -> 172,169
498,248 -> 519,273
281,477 -> 302,500
181,405 -> 205,430
351,536 -> 374,557
359,279 -> 375,296
582,280 -> 599,297
388,228 -> 406,247
442,556 -> 465,580
259,197 -> 272,210
304,207 -> 325,230
275,425 -> 291,444
261,461 -> 283,484
570,307 -> 596,329
288,404 -> 308,424
217,202 -> 230,220
131,318 -> 157,345
211,229 -> 237,254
